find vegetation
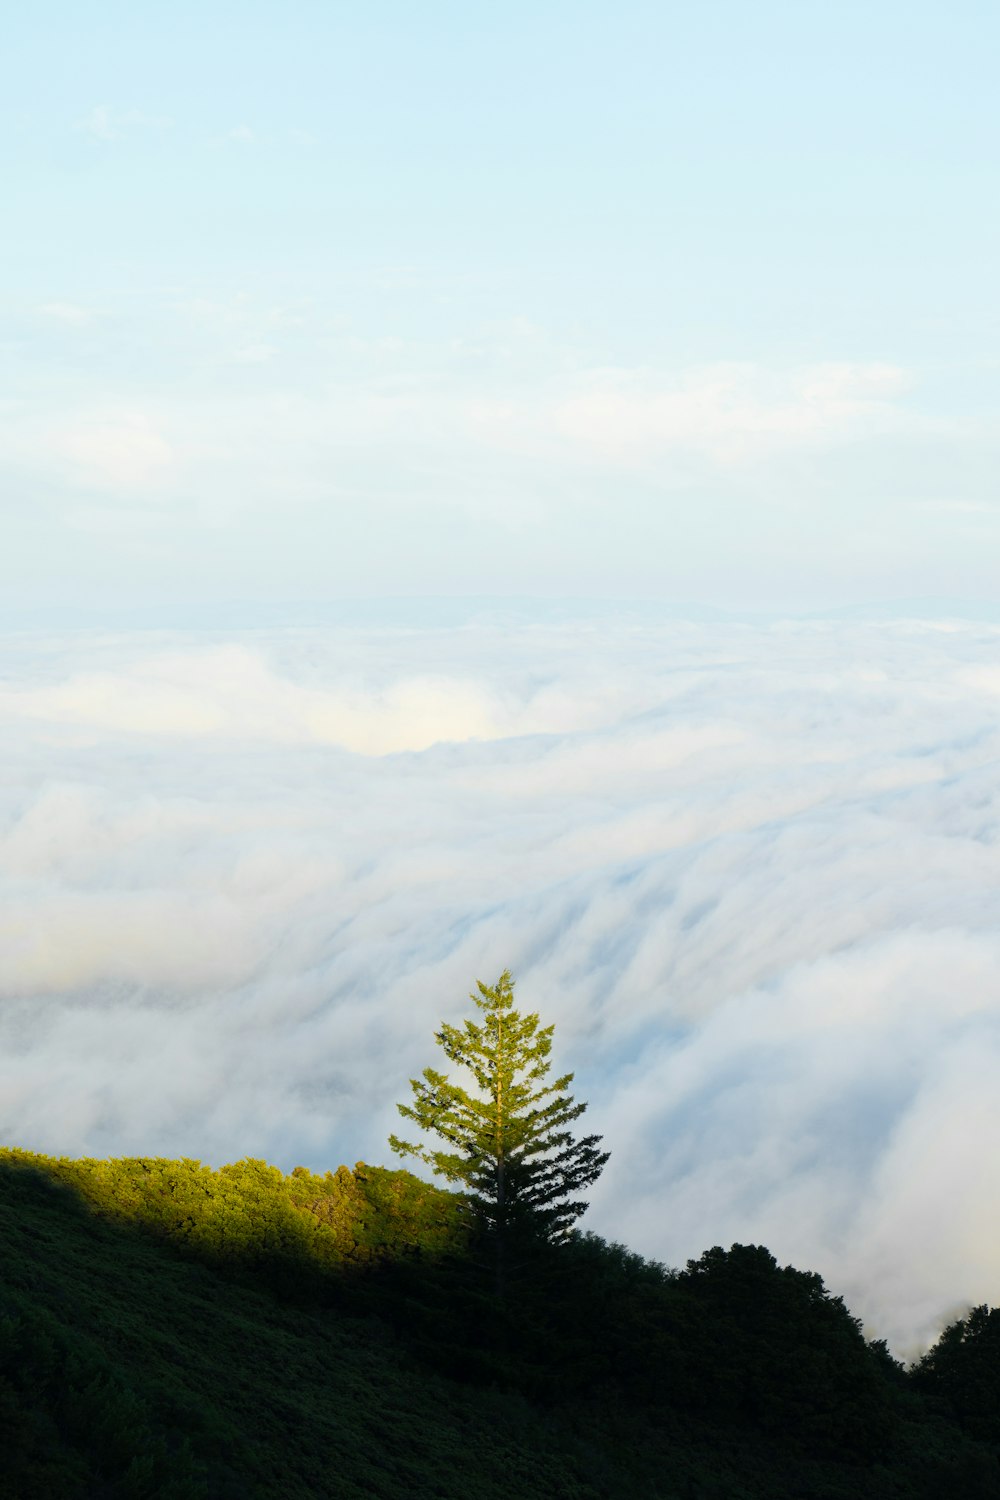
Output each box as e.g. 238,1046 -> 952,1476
3,1145 -> 1000,1497
0,972 -> 996,1496
389,970 -> 609,1292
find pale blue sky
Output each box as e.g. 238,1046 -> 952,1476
4,1 -> 999,616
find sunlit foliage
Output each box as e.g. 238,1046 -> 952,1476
390,971 -> 609,1282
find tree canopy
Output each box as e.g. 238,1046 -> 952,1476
389,970 -> 609,1260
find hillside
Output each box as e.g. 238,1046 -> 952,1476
1,1149 -> 998,1499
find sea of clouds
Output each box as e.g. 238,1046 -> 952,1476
3,608 -> 1000,1354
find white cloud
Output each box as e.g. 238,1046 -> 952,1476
545,361 -> 915,465
39,301 -> 97,326
231,343 -> 276,365
0,645 -> 521,751
2,614 -> 1000,1355
53,411 -> 173,492
9,305 -> 988,604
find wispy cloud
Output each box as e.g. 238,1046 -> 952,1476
52,410 -> 173,492
74,105 -> 173,140
916,499 -> 994,515
38,301 -> 97,327
535,361 -> 917,466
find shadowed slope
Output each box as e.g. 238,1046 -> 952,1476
2,1150 -> 1000,1499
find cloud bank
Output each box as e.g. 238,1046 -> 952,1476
2,612 -> 1000,1353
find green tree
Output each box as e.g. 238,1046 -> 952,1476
914,1304 -> 1000,1444
389,970 -> 609,1292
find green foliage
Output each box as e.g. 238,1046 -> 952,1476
673,1244 -> 892,1458
0,1148 -> 468,1301
0,1156 -> 589,1499
390,970 -> 609,1245
914,1304 -> 1000,1447
2,1145 -> 1000,1498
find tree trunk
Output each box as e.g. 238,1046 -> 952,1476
495,1152 -> 506,1301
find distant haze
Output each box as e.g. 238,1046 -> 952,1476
3,610 -> 1000,1356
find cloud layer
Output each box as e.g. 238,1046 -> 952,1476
8,284 -> 998,614
2,612 -> 1000,1353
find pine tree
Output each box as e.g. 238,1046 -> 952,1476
389,971 -> 609,1291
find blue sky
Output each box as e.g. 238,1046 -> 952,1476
4,1 -> 999,615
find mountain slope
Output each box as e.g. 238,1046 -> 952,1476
1,1150 -> 998,1499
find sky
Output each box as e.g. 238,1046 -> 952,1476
3,0 -> 1000,615
4,5 -> 1000,1357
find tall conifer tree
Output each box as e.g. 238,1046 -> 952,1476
389,971 -> 609,1289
